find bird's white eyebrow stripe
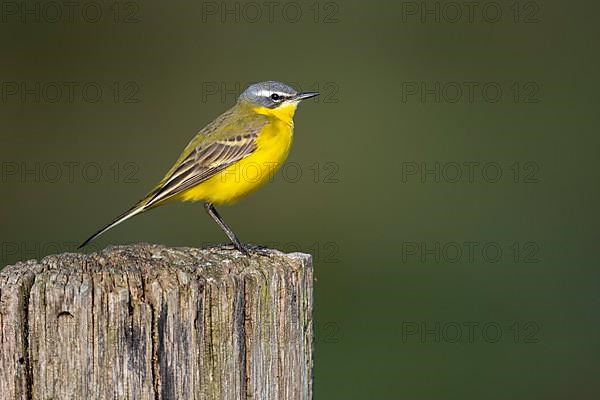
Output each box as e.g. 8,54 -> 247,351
255,89 -> 289,97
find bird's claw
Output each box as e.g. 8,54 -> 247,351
212,243 -> 271,257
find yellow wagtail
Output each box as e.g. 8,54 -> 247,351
79,81 -> 319,255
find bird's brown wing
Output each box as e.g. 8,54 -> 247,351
142,129 -> 263,208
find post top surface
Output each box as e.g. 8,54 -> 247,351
0,243 -> 312,281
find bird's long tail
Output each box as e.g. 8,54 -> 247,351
78,204 -> 146,249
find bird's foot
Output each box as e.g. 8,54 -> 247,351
245,245 -> 273,257
211,243 -> 272,257
234,242 -> 274,257
235,243 -> 251,257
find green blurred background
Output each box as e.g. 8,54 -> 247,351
1,0 -> 599,398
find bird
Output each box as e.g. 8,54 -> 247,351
78,81 -> 319,255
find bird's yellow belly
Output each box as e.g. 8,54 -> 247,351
177,121 -> 293,205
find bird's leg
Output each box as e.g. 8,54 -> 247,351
204,202 -> 249,256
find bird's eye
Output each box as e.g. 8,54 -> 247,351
270,93 -> 281,101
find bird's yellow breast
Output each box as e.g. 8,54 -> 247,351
177,105 -> 296,205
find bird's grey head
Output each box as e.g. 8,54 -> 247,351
239,81 -> 319,108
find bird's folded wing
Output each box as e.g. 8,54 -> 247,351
142,127 -> 264,208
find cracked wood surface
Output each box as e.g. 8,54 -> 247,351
0,244 -> 313,400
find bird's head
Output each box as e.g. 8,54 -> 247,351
239,81 -> 319,121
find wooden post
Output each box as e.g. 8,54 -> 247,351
0,244 -> 313,400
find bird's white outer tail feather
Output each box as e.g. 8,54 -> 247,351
78,206 -> 145,248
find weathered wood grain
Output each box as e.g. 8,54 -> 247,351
0,244 -> 313,400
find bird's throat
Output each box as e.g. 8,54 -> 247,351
252,104 -> 298,126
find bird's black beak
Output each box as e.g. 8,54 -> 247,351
294,92 -> 320,101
